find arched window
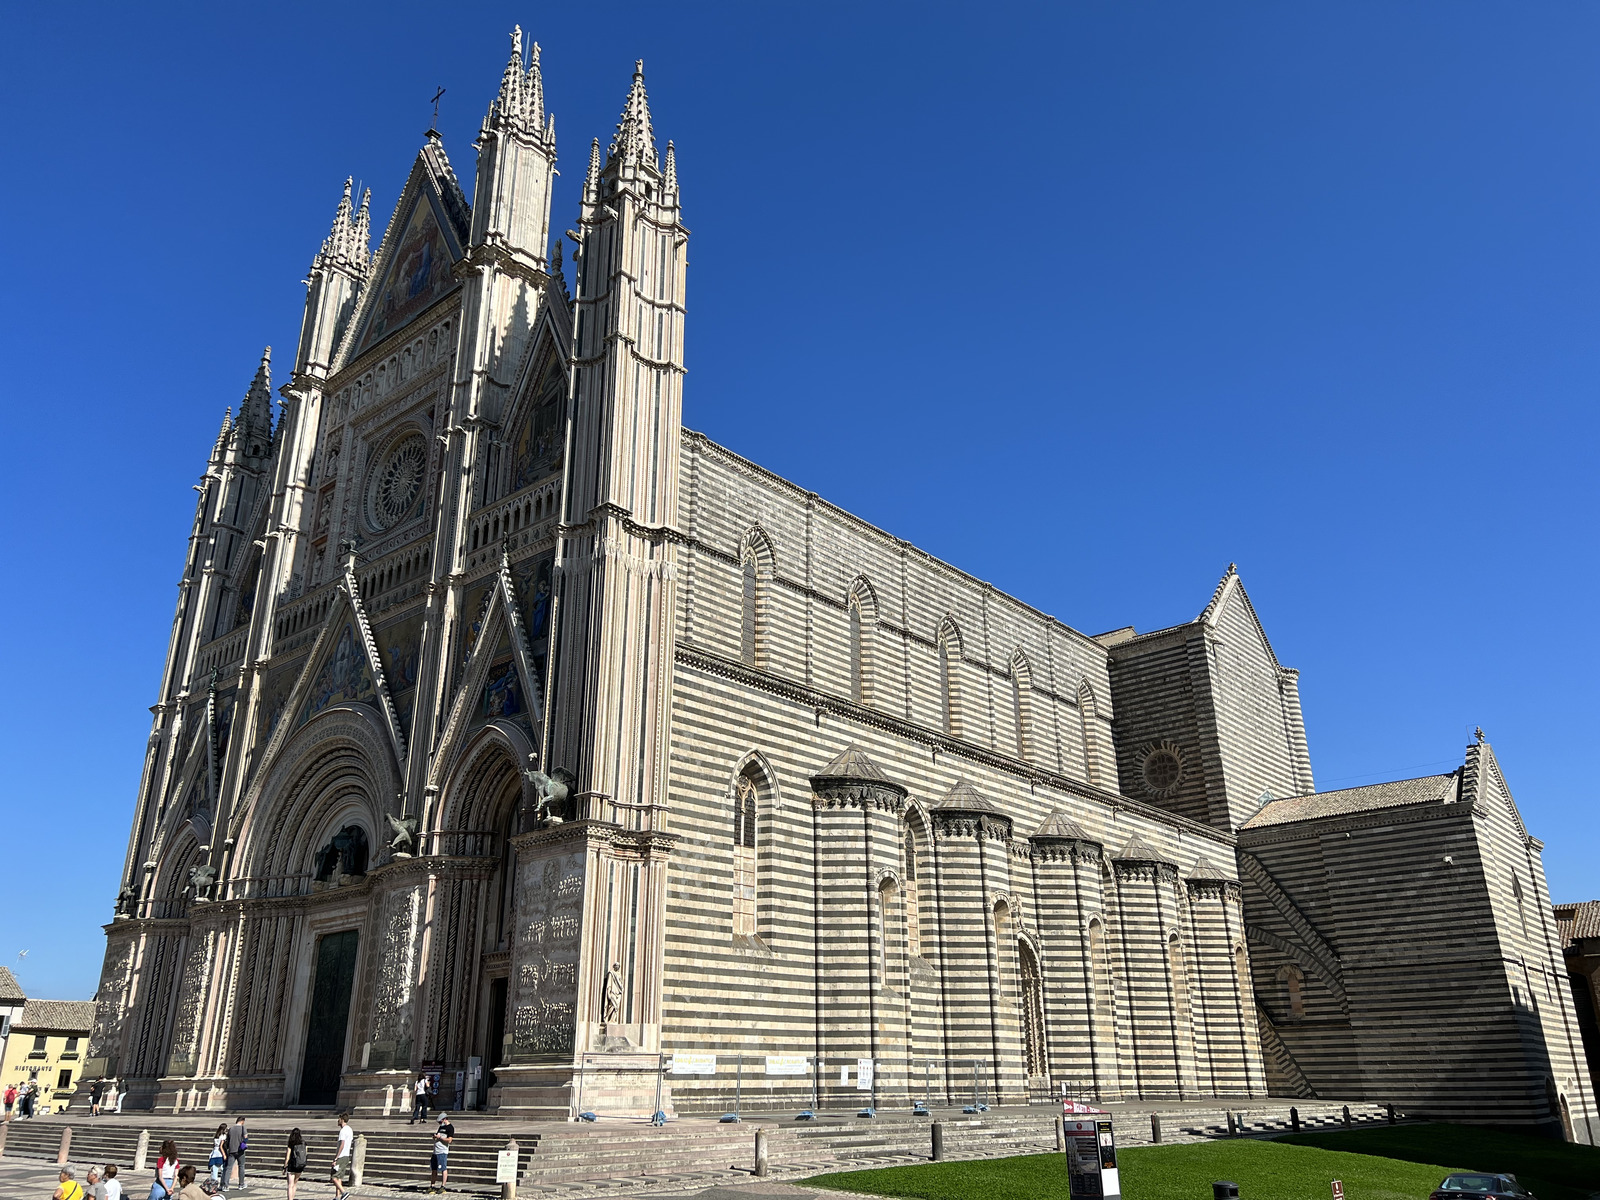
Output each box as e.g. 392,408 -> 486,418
1019,939 -> 1047,1078
878,876 -> 898,980
1169,933 -> 1196,1087
904,816 -> 923,958
1078,682 -> 1105,787
1276,963 -> 1305,1020
847,578 -> 877,706
1010,651 -> 1034,763
741,553 -> 758,667
732,772 -> 758,937
849,598 -> 863,701
938,619 -> 963,736
1088,918 -> 1114,1044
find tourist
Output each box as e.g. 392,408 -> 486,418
90,1078 -> 105,1116
103,1079 -> 119,1114
331,1113 -> 354,1200
114,1079 -> 125,1113
103,1166 -> 123,1200
411,1073 -> 429,1123
282,1128 -> 307,1200
428,1112 -> 453,1194
54,1167 -> 86,1200
86,1167 -> 105,1200
2,1082 -> 13,1118
224,1115 -> 248,1189
149,1139 -> 180,1200
208,1123 -> 228,1184
175,1165 -> 206,1200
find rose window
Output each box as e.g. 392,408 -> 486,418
370,435 -> 427,530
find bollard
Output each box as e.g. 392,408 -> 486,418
383,1085 -> 393,1117
351,1133 -> 367,1187
1387,1103 -> 1395,1125
1055,1115 -> 1064,1152
1151,1113 -> 1162,1145
0,1119 -> 7,1157
1213,1182 -> 1240,1200
134,1130 -> 150,1172
501,1138 -> 520,1200
754,1127 -> 769,1177
1226,1111 -> 1236,1137
931,1120 -> 944,1162
58,1126 -> 73,1164
1290,1106 -> 1300,1133
1342,1105 -> 1351,1128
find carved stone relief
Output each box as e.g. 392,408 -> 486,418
367,884 -> 423,1069
509,851 -> 584,1058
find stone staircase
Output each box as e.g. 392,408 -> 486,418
0,1099 -> 1396,1195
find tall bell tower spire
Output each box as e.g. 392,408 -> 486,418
548,57 -> 687,810
470,25 -> 557,265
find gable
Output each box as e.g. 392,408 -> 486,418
298,619 -> 378,728
351,182 -> 463,359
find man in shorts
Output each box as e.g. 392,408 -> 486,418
428,1112 -> 454,1194
332,1112 -> 355,1198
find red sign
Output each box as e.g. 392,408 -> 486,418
1331,1182 -> 1344,1200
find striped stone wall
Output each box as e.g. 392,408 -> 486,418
1238,743 -> 1598,1143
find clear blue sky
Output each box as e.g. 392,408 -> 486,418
2,2 -> 1595,1000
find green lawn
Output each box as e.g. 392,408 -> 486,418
800,1124 -> 1600,1200
1282,1124 -> 1600,1200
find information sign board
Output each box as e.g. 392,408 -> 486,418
669,1052 -> 716,1075
765,1055 -> 809,1076
496,1148 -> 519,1184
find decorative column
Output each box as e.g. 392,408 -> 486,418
929,780 -> 1015,1104
810,747 -> 907,1109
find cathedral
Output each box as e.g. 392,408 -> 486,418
84,31 -> 1594,1139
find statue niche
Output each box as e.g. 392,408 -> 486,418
313,824 -> 370,884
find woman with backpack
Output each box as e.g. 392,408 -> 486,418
149,1140 -> 180,1200
282,1129 -> 307,1200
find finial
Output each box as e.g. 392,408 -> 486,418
1475,726 -> 1486,743
635,59 -> 645,77
1228,562 -> 1237,574
511,25 -> 523,58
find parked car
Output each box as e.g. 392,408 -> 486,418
1430,1174 -> 1535,1199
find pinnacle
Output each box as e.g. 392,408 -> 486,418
607,58 -> 658,169
664,140 -> 678,192
313,176 -> 369,276
486,25 -> 547,138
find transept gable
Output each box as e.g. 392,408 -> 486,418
1199,564 -> 1283,670
342,145 -> 470,366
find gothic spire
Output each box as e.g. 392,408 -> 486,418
607,60 -> 658,169
483,26 -> 547,139
583,137 -> 602,205
210,408 -> 233,465
663,140 -> 678,192
312,177 -> 371,278
233,347 -> 274,451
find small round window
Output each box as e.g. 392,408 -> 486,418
1140,744 -> 1185,797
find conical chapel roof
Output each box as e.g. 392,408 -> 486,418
1032,811 -> 1094,841
1112,834 -> 1174,864
935,780 -> 1002,815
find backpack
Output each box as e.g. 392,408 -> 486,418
288,1144 -> 307,1174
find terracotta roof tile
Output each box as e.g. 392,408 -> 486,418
14,999 -> 95,1034
1240,773 -> 1459,831
0,966 -> 24,1003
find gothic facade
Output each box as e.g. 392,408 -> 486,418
83,31 -> 1590,1138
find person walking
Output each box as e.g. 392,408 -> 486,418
103,1166 -> 123,1200
174,1165 -> 207,1200
2,1082 -> 13,1118
331,1113 -> 354,1200
410,1073 -> 429,1124
427,1112 -> 453,1194
149,1140 -> 180,1200
223,1116 -> 248,1189
113,1079 -> 125,1113
54,1167 -> 86,1200
282,1128 -> 307,1200
207,1124 -> 227,1186
90,1078 -> 105,1116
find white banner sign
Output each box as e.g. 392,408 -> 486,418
765,1055 -> 809,1076
670,1052 -> 716,1076
856,1058 -> 875,1091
